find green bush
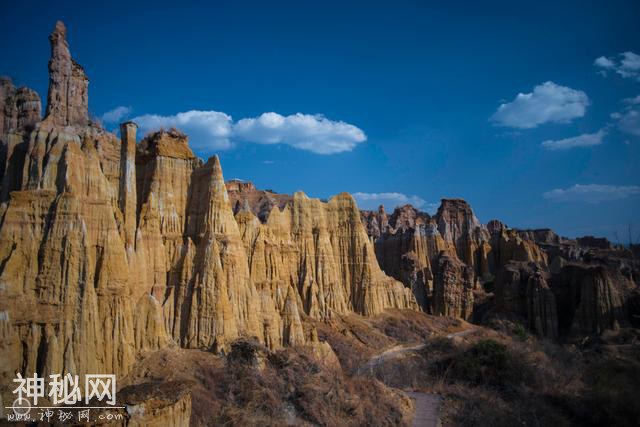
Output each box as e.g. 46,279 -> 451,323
513,323 -> 528,341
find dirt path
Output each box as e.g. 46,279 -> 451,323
446,327 -> 476,339
359,343 -> 426,374
405,391 -> 442,427
360,326 -> 477,374
357,327 -> 475,425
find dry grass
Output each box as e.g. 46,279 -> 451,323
123,339 -> 413,426
122,310 -> 640,427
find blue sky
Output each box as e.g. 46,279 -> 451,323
2,0 -> 639,242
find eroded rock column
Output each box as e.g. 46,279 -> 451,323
45,21 -> 89,126
119,121 -> 138,249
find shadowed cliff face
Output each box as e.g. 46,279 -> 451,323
0,22 -> 418,387
362,200 -> 639,341
361,202 -> 486,316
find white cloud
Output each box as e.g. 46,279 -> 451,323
610,97 -> 640,138
101,106 -> 132,123
624,95 -> 640,105
234,112 -> 366,154
133,110 -> 234,151
490,81 -> 589,129
615,108 -> 640,136
131,110 -> 366,154
620,52 -> 640,78
541,129 -> 605,150
543,184 -> 640,203
594,52 -> 640,81
594,56 -> 615,69
352,192 -> 429,211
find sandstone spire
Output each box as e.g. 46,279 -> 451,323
44,21 -> 89,126
119,121 -> 138,248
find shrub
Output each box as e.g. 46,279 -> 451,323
437,339 -> 534,390
513,323 -> 528,341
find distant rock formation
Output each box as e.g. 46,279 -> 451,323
361,200 -> 489,316
435,199 -> 491,278
226,179 -> 292,222
433,252 -> 474,320
363,201 -> 639,340
0,77 -> 42,185
0,77 -> 41,139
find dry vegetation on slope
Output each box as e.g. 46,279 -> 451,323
117,308 -> 640,426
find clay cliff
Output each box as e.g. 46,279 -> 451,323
0,77 -> 41,140
0,22 -> 417,390
361,201 -> 486,316
362,199 -> 639,340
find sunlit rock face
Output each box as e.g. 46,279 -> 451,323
44,21 -> 89,127
235,192 -> 418,320
0,21 -> 419,386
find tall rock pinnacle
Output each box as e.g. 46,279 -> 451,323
44,20 -> 89,126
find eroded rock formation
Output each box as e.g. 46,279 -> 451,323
433,253 -> 474,320
226,179 -> 292,222
363,201 -> 638,340
235,193 -> 417,320
0,77 -> 41,140
435,199 -> 490,278
44,21 -> 89,127
0,22 -> 418,391
362,200 -> 489,316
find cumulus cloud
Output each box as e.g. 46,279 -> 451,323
614,109 -> 640,136
234,112 -> 366,154
541,129 -> 605,150
352,192 -> 430,211
543,184 -> 640,203
490,81 -> 589,129
610,97 -> 640,138
594,56 -> 615,69
131,110 -> 366,154
133,110 -> 234,151
594,52 -> 640,81
101,106 -> 132,124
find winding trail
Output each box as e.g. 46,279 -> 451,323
361,342 -> 426,373
358,327 -> 477,426
445,327 -> 476,339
